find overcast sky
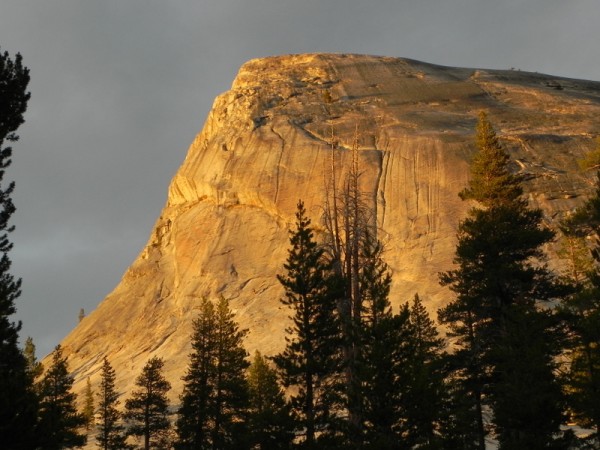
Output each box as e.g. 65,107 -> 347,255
1,0 -> 599,357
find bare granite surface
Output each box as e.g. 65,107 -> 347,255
53,54 -> 600,408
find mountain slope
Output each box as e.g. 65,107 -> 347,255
56,53 -> 600,401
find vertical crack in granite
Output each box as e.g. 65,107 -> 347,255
270,125 -> 286,205
373,147 -> 385,241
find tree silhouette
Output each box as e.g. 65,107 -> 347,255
0,47 -> 35,449
125,356 -> 171,450
176,297 -> 249,450
36,345 -> 87,449
273,200 -> 342,447
97,357 -> 128,450
439,112 -> 564,449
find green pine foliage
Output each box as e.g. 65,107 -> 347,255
36,345 -> 87,449
247,351 -> 294,450
360,294 -> 447,450
0,47 -> 37,450
176,297 -> 250,450
83,377 -> 95,431
97,357 -> 129,450
403,294 -> 446,449
125,356 -> 171,450
358,236 -> 406,449
273,200 -> 342,448
360,302 -> 412,450
23,336 -> 43,382
566,276 -> 600,434
439,112 -> 565,449
459,111 -> 522,206
559,169 -> 600,438
490,307 -> 564,450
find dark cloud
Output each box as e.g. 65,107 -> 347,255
1,0 -> 599,357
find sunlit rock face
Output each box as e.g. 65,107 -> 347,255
56,54 -> 600,402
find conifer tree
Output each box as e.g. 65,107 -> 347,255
36,345 -> 87,449
322,134 -> 370,439
125,356 -> 171,450
559,165 -> 600,437
273,200 -> 342,448
83,377 -> 95,431
322,132 -> 444,446
0,47 -> 36,450
358,235 -> 407,449
403,294 -> 446,449
360,292 -> 447,450
564,275 -> 600,436
176,297 -> 250,450
23,335 -> 43,385
361,301 -> 412,450
247,351 -> 293,450
439,112 -> 564,449
97,357 -> 128,450
458,112 -> 523,206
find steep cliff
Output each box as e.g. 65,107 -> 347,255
57,54 -> 600,402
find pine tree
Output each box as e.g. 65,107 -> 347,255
439,112 -> 564,449
273,200 -> 342,448
360,292 -> 447,450
125,356 -> 171,450
0,47 -> 36,450
458,111 -> 522,206
403,294 -> 446,449
23,335 -> 43,383
322,131 -> 443,446
559,167 -> 600,437
83,377 -> 95,431
358,235 -> 405,449
322,132 -> 371,441
97,357 -> 129,450
361,301 -> 412,450
565,275 -> 600,436
247,351 -> 293,450
490,307 -> 564,450
36,345 -> 87,449
176,297 -> 250,450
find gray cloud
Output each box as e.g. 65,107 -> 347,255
1,0 -> 599,357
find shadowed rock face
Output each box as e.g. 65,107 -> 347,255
57,53 -> 600,402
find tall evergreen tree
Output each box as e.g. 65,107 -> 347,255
176,297 -> 250,450
458,112 -> 523,207
247,351 -> 293,450
23,336 -> 41,372
83,377 -> 95,431
361,301 -> 412,450
322,134 -> 371,440
97,357 -> 129,450
361,292 -> 446,450
36,345 -> 87,449
273,200 -> 342,448
0,47 -> 36,450
23,335 -> 43,388
358,235 -> 408,449
559,165 -> 600,437
322,132 -> 447,447
403,294 -> 446,449
439,112 -> 564,449
125,356 -> 171,450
